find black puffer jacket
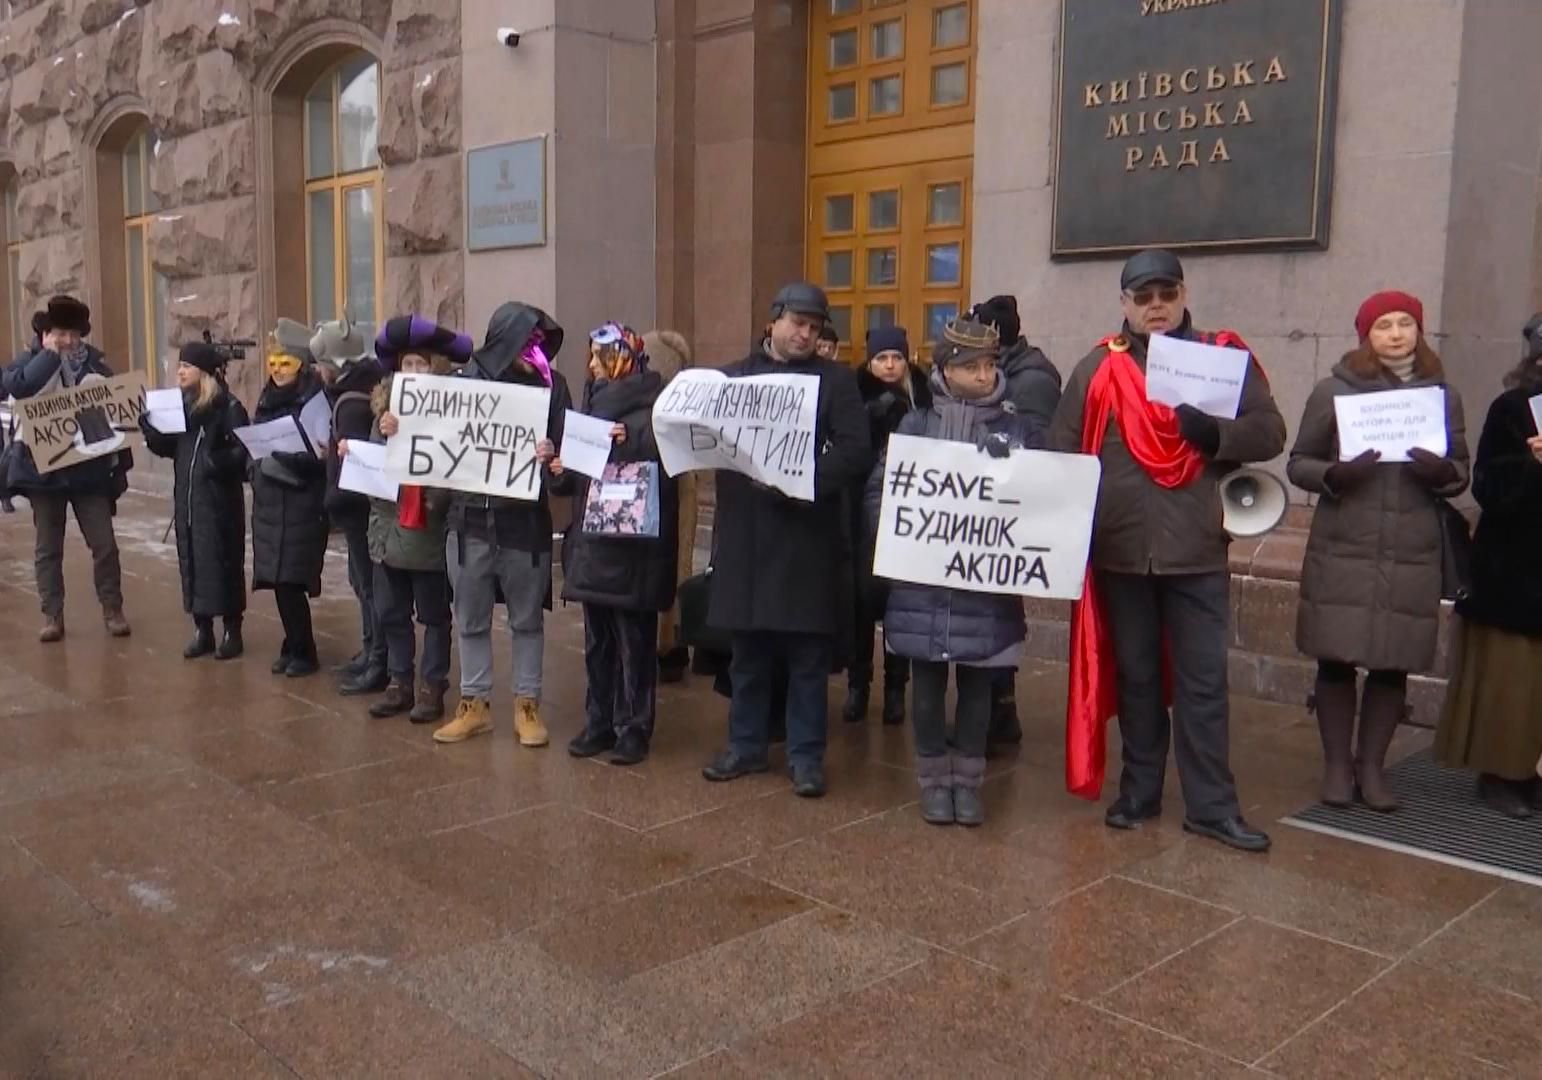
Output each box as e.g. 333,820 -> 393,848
999,336 -> 1062,433
556,370 -> 679,612
867,369 -> 1038,664
707,346 -> 872,636
249,370 -> 329,595
142,386 -> 250,617
323,359 -> 384,525
1,342 -> 130,497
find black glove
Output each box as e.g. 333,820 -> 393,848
1175,404 -> 1222,457
979,431 -> 1012,459
1407,447 -> 1458,488
1325,449 -> 1381,493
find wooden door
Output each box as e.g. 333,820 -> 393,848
806,0 -> 977,364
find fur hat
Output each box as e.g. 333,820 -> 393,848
36,295 -> 91,336
643,329 -> 692,382
271,317 -> 314,362
309,316 -> 372,367
1355,291 -> 1424,342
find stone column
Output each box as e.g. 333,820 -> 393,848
688,0 -> 807,369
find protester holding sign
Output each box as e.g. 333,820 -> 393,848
386,302 -> 570,749
0,296 -> 132,641
867,316 -> 1040,827
971,293 -> 1063,753
138,342 -> 250,660
311,318 -> 391,697
844,325 -> 930,727
1436,318 -> 1542,818
249,321 -> 330,678
1289,292 -> 1468,812
1050,249 -> 1285,853
550,323 -> 679,766
349,316 -> 473,724
700,282 -> 871,799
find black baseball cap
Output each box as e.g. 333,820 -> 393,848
1120,249 -> 1184,292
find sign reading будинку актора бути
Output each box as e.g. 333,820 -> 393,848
1053,0 -> 1342,257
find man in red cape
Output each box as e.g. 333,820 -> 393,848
1049,250 -> 1286,853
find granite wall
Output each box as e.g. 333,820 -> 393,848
0,0 -> 465,402
971,0 -> 1542,502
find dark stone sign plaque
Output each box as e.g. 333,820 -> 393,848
1052,0 -> 1342,258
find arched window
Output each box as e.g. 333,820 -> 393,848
121,125 -> 168,382
303,54 -> 382,328
3,173 -> 21,352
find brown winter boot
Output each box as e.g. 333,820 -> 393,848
1310,676 -> 1357,808
433,697 -> 492,744
409,682 -> 447,725
514,696 -> 549,748
368,679 -> 414,718
38,615 -> 64,643
1355,680 -> 1405,812
103,607 -> 131,638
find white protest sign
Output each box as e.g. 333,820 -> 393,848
559,409 -> 615,479
1145,335 -> 1250,420
1334,387 -> 1447,463
1529,393 -> 1542,435
652,368 -> 819,501
144,387 -> 186,434
16,371 -> 147,474
233,415 -> 309,460
385,372 -> 551,501
338,440 -> 398,501
873,434 -> 1103,600
299,391 -> 331,457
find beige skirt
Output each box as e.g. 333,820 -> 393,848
1435,619 -> 1542,780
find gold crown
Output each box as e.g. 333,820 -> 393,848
942,316 -> 1000,352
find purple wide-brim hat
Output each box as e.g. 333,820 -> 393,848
374,314 -> 474,371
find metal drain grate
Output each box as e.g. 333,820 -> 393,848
1282,750 -> 1542,887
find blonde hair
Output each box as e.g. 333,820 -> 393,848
191,370 -> 221,413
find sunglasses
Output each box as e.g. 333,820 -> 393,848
1126,285 -> 1182,307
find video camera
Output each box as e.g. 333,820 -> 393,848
201,329 -> 259,363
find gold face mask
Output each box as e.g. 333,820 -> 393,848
266,351 -> 302,380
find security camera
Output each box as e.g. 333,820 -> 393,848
496,27 -> 520,47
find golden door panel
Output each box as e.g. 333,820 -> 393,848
808,157 -> 971,363
807,0 -> 978,364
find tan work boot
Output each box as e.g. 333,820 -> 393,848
433,697 -> 492,744
38,615 -> 64,643
103,608 -> 131,638
514,696 -> 549,748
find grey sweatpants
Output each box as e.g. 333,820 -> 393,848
446,531 -> 548,700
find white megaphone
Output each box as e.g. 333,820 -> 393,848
1221,467 -> 1288,538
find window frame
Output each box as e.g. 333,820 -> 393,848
121,127 -> 168,385
301,56 -> 384,328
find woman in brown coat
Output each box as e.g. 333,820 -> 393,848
1288,291 -> 1469,811
1434,315 -> 1542,818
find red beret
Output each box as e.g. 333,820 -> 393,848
1355,291 -> 1424,342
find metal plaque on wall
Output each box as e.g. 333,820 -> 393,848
467,136 -> 547,251
1052,0 -> 1341,258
